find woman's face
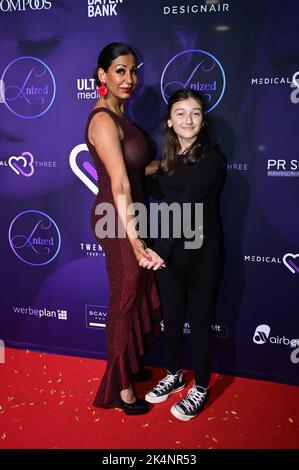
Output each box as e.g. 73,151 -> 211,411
168,97 -> 203,144
99,54 -> 138,100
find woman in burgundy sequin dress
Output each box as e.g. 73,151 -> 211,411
85,43 -> 163,415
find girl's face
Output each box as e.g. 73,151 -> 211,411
168,97 -> 203,145
99,54 -> 138,100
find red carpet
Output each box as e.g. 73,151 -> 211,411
0,348 -> 298,449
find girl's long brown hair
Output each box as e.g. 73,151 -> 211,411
159,89 -> 213,175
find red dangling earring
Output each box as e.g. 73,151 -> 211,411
98,81 -> 108,97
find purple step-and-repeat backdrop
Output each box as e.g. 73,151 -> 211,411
0,0 -> 298,385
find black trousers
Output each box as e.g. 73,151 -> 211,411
155,233 -> 223,388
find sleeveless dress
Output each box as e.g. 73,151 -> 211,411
85,107 -> 160,408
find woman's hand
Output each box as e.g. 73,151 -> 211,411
139,248 -> 166,271
131,238 -> 151,264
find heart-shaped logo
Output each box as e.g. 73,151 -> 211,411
283,253 -> 299,274
8,151 -> 34,177
69,144 -> 98,195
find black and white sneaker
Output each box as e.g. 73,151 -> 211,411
145,371 -> 185,403
170,384 -> 209,421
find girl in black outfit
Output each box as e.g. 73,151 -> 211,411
140,89 -> 225,421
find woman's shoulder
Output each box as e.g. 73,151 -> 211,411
88,108 -> 123,135
87,108 -> 123,145
89,107 -> 118,124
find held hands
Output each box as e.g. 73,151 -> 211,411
131,238 -> 166,270
131,238 -> 150,264
139,248 -> 166,271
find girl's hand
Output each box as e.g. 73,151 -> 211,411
145,160 -> 160,176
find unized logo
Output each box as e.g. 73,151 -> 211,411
1,56 -> 56,119
69,144 -> 98,194
8,210 -> 61,266
253,324 -> 271,345
283,253 -> 299,274
86,305 -> 108,328
160,49 -> 226,112
8,151 -> 34,177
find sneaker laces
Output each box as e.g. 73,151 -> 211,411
177,385 -> 207,413
153,372 -> 179,393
